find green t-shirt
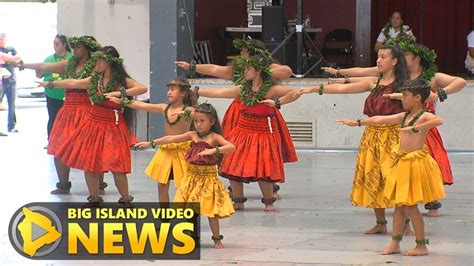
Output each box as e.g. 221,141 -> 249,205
43,53 -> 73,100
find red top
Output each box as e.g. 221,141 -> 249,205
185,141 -> 222,166
363,83 -> 404,117
240,102 -> 275,117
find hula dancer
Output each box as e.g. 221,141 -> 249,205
36,46 -> 147,206
18,36 -> 109,195
136,103 -> 235,249
338,78 -> 445,256
109,77 -> 197,203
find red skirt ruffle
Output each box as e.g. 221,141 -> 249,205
425,127 -> 453,185
47,91 -> 91,156
220,112 -> 285,183
56,104 -> 136,174
222,98 -> 297,163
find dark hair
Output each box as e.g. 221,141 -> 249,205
55,34 -> 71,52
413,43 -> 435,71
379,44 -> 409,92
247,39 -> 266,52
194,103 -> 222,135
167,77 -> 198,106
402,78 -> 431,103
99,46 -> 135,129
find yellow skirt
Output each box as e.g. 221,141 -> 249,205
145,141 -> 191,187
350,125 -> 400,208
384,147 -> 445,206
174,164 -> 235,218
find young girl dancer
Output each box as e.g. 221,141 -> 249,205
109,77 -> 197,203
135,103 -> 235,249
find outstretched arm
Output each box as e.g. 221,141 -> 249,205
337,112 -> 405,127
176,61 -> 234,80
35,77 -> 91,89
322,66 -> 379,77
198,86 -> 240,99
134,131 -> 194,148
20,60 -> 67,75
296,79 -> 373,96
106,97 -> 167,113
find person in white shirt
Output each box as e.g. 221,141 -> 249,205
375,11 -> 414,53
464,30 -> 474,75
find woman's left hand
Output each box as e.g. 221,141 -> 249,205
104,91 -> 120,98
260,99 -> 276,108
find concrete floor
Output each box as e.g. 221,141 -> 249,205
0,98 -> 473,265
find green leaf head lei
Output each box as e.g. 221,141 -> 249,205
68,36 -> 101,51
92,51 -> 124,65
387,35 -> 437,81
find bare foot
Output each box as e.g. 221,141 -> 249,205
380,240 -> 401,255
264,204 -> 276,212
403,223 -> 415,236
364,224 -> 387,234
424,209 -> 439,217
213,240 -> 224,249
405,245 -> 428,256
50,188 -> 70,195
233,203 -> 244,211
273,191 -> 282,200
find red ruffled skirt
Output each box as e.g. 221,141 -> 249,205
47,91 -> 91,156
56,104 -> 136,174
220,112 -> 285,183
425,127 -> 453,185
222,98 -> 297,163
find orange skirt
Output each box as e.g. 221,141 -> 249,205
220,112 -> 285,183
56,105 -> 136,174
425,127 -> 453,185
222,98 -> 297,163
47,91 -> 91,156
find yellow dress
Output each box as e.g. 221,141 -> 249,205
384,146 -> 445,206
145,141 -> 191,187
174,141 -> 234,218
350,125 -> 400,208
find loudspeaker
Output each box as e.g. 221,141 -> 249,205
262,6 -> 284,42
265,41 -> 296,71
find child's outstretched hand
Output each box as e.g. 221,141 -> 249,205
198,148 -> 216,156
134,141 -> 152,149
336,119 -> 358,127
106,95 -> 122,105
383,93 -> 402,100
295,87 -> 313,97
